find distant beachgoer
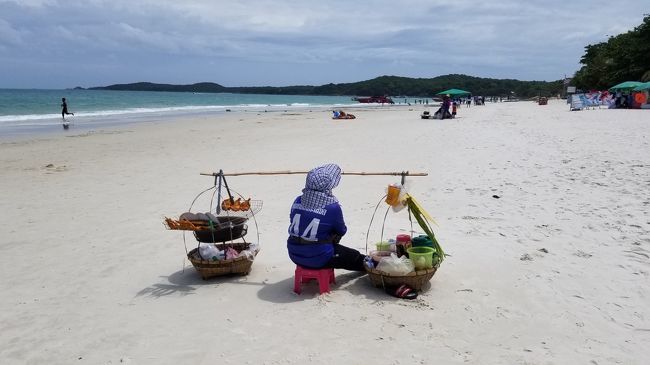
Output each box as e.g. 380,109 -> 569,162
441,95 -> 451,119
332,110 -> 355,120
61,98 -> 74,119
452,101 -> 458,118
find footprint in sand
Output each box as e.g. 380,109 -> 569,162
43,163 -> 68,173
520,253 -> 533,261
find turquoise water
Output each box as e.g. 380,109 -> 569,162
0,89 -> 360,137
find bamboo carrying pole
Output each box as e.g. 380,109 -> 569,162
200,170 -> 428,177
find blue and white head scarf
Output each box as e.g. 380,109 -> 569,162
301,163 -> 341,209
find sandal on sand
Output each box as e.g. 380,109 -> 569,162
386,284 -> 418,300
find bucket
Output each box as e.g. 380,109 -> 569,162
407,246 -> 434,270
411,235 -> 433,248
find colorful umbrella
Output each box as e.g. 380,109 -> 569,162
632,82 -> 650,92
435,88 -> 471,96
609,81 -> 643,91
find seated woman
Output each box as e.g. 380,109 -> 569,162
287,163 -> 366,271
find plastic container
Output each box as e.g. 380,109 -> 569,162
369,250 -> 392,264
395,234 -> 411,257
387,238 -> 397,253
407,246 -> 434,270
411,235 -> 434,248
375,241 -> 391,251
385,184 -> 401,206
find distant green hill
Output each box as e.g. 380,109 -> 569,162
90,82 -> 228,93
90,74 -> 563,98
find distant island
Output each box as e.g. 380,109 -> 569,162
89,74 -> 564,98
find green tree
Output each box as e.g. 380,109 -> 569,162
573,15 -> 650,90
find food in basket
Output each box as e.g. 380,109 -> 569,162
239,198 -> 251,211
221,199 -> 233,210
176,212 -> 219,225
189,212 -> 209,221
179,212 -> 197,221
221,197 -> 252,211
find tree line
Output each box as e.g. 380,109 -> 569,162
573,15 -> 650,90
90,74 -> 563,98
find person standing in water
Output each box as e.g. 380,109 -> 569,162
61,98 -> 74,119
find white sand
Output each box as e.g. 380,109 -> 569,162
1,101 -> 649,364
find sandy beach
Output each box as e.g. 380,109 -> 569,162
1,100 -> 649,364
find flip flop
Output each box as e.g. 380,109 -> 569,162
385,284 -> 418,300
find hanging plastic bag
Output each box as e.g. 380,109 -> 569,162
376,253 -> 415,275
385,180 -> 411,213
385,184 -> 401,206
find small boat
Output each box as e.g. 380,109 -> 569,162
353,96 -> 395,104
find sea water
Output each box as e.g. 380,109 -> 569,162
0,89 -> 359,138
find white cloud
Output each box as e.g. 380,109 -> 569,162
4,0 -> 56,7
0,18 -> 24,45
1,0 -> 648,88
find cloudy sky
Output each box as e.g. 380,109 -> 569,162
1,0 -> 647,89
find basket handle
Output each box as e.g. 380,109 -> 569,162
364,194 -> 415,254
365,194 -> 388,254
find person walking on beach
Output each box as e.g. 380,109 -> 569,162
287,163 -> 367,272
441,95 -> 451,119
61,98 -> 74,119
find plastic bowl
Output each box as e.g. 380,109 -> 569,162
407,246 -> 434,270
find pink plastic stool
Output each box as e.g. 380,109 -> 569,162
293,266 -> 336,294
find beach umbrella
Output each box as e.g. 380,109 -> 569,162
632,82 -> 650,92
436,88 -> 471,96
609,81 -> 643,91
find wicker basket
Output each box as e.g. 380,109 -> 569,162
365,263 -> 437,291
187,242 -> 259,280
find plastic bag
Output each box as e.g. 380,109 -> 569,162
376,253 -> 414,275
225,247 -> 239,260
236,243 -> 259,261
386,181 -> 411,213
199,243 -> 223,261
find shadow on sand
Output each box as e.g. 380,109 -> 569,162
135,265 -> 265,299
256,270 -> 393,303
137,266 -> 417,302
